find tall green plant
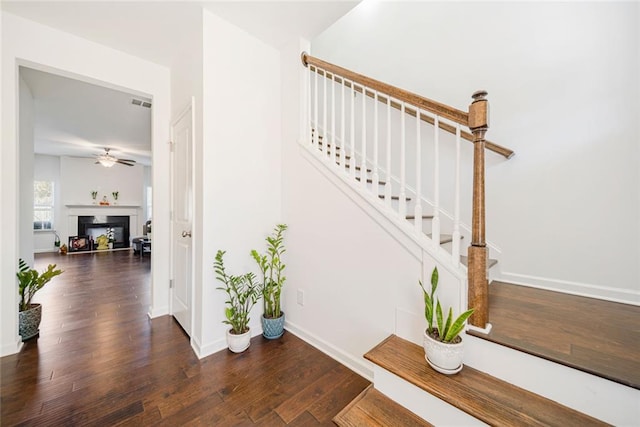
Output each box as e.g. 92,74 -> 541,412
418,267 -> 474,344
17,258 -> 63,312
214,250 -> 260,335
251,224 -> 287,319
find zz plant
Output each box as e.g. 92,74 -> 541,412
419,267 -> 474,344
214,250 -> 260,335
251,224 -> 287,319
17,258 -> 63,312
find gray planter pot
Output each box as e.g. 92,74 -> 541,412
261,312 -> 285,339
19,303 -> 42,341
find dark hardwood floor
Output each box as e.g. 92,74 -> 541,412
1,251 -> 369,426
468,281 -> 640,389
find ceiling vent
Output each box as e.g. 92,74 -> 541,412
131,98 -> 152,108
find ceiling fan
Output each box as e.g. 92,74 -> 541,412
95,148 -> 136,167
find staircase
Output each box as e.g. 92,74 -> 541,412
299,53 -> 639,425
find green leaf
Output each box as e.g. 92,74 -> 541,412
443,308 -> 474,343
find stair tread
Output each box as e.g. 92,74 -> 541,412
405,214 -> 434,220
355,177 -> 386,185
364,335 -> 608,427
460,255 -> 498,269
333,385 -> 432,427
378,195 -> 412,201
343,164 -> 372,173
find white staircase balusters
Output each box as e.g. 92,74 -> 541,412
360,85 -> 368,189
331,72 -> 336,166
385,97 -> 392,208
372,91 -> 380,198
313,66 -> 318,148
340,76 -> 346,171
323,69 -> 329,159
431,116 -> 441,249
399,102 -> 407,220
349,81 -> 356,179
452,124 -> 462,265
414,108 -> 422,234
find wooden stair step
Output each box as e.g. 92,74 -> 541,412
344,164 -> 372,173
378,195 -> 411,201
333,385 -> 432,427
355,177 -> 386,185
364,335 -> 608,427
405,214 -> 434,220
460,255 -> 498,269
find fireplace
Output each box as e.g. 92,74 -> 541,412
78,216 -> 130,249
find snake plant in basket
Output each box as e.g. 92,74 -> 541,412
419,267 -> 474,374
251,224 -> 287,339
17,258 -> 63,341
214,250 -> 260,353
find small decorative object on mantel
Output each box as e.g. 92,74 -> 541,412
91,190 -> 98,204
99,195 -> 110,206
419,267 -> 474,375
112,191 -> 119,205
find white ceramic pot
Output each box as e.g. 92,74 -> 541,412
226,328 -> 251,353
423,329 -> 465,374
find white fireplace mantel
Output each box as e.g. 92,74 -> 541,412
66,205 -> 142,238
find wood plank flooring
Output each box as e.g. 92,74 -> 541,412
1,251 -> 369,426
468,281 -> 640,389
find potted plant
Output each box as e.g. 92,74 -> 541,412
251,224 -> 288,339
419,267 -> 474,374
214,250 -> 260,353
17,258 -> 63,341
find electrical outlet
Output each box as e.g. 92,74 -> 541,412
297,289 -> 304,306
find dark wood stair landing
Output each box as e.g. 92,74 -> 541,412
468,281 -> 640,389
365,335 -> 608,427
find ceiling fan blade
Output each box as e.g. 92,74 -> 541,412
116,160 -> 135,166
118,159 -> 136,163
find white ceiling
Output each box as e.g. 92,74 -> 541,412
21,67 -> 153,165
2,0 -> 359,164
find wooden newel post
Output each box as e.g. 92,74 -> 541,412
468,90 -> 489,328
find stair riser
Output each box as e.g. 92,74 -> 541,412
373,367 -> 487,426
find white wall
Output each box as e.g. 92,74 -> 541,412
19,74 -> 35,264
1,12 -> 171,356
169,7 -> 203,353
311,2 -> 640,303
194,10 -> 282,356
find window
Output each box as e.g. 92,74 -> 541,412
146,186 -> 152,221
34,181 -> 54,230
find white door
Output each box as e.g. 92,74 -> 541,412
170,100 -> 194,335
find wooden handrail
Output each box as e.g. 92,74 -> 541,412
302,52 -> 514,160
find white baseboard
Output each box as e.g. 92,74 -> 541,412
284,320 -> 373,381
1,337 -> 23,357
498,271 -> 640,306
195,326 -> 264,359
147,305 -> 169,318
